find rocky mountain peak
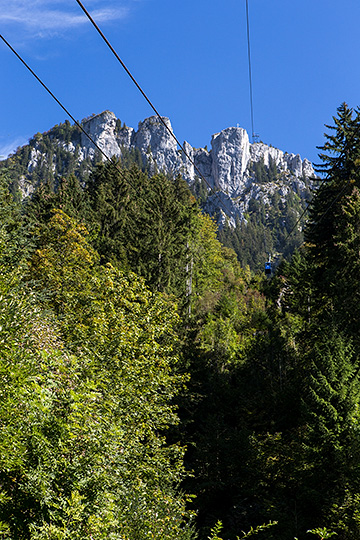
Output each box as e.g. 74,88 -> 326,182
133,116 -> 179,174
81,111 -> 120,160
77,111 -> 315,198
5,110 -> 316,229
210,127 -> 250,195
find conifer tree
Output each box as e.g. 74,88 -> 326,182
295,324 -> 360,537
305,103 -> 360,339
306,103 -> 360,276
255,103 -> 360,538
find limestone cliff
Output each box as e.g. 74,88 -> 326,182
78,111 -> 315,197
4,110 -> 315,228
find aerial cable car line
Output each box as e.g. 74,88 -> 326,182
245,1 -> 270,273
245,0 -> 305,260
0,33 -> 140,195
74,0 -> 235,219
245,0 -> 257,144
244,2 -> 324,250
244,2 -> 349,254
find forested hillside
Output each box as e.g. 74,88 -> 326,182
1,104 -> 360,540
0,114 -> 312,271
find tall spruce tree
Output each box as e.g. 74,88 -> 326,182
86,160 -> 203,307
306,104 -> 360,284
283,322 -> 360,539
305,103 -> 360,340
258,103 -> 360,539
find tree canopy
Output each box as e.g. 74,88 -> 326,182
2,106 -> 360,540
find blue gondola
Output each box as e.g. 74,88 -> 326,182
265,261 -> 272,276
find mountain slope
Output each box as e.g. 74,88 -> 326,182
0,111 -> 315,270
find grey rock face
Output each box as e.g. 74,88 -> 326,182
204,191 -> 244,228
116,125 -> 135,149
77,112 -> 315,197
193,148 -> 213,188
16,110 -> 316,227
211,127 -> 250,195
302,158 -> 315,178
180,140 -> 195,181
27,148 -> 42,173
81,111 -> 121,160
133,116 -> 180,175
250,142 -> 284,168
284,153 -> 303,176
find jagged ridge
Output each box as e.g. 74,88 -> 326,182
8,110 -> 314,229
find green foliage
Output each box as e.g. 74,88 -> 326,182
218,186 -> 309,272
306,103 -> 360,272
0,119 -> 91,194
190,177 -> 210,205
250,157 -> 278,184
190,104 -> 360,539
208,521 -> 224,540
240,521 -> 278,538
0,169 -> 31,271
4,104 -> 360,540
0,117 -> 311,273
248,104 -> 360,540
307,528 -> 337,539
84,160 -> 247,321
86,161 -> 199,300
207,520 -> 278,540
27,209 -> 99,314
0,207 -> 195,539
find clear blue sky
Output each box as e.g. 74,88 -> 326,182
1,0 -> 360,167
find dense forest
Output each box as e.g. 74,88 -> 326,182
0,103 -> 360,540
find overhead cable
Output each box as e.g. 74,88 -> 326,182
74,0 -> 235,218
245,0 -> 256,143
0,33 -> 140,194
75,0 -> 360,247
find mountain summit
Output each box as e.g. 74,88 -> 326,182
80,111 -> 314,191
1,111 -> 315,268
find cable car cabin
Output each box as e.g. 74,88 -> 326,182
265,261 -> 272,276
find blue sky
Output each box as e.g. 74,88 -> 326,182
1,0 -> 360,166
